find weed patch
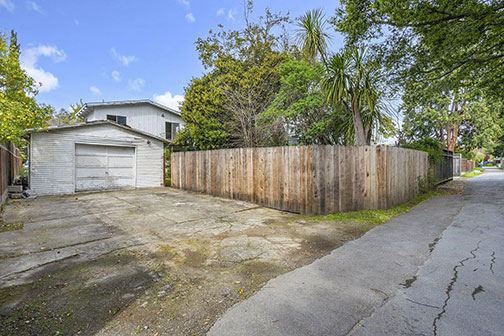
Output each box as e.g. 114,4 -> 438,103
312,191 -> 452,227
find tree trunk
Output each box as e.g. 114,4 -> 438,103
446,125 -> 459,152
352,103 -> 368,145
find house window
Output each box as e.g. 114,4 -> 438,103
107,114 -> 127,126
165,122 -> 179,140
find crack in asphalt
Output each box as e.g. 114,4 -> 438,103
432,241 -> 481,336
490,251 -> 496,274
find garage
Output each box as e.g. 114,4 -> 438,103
28,120 -> 168,195
75,144 -> 135,192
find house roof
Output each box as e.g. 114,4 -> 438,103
76,99 -> 181,118
27,120 -> 171,144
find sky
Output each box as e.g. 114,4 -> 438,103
0,0 -> 343,112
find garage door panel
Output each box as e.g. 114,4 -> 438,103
76,167 -> 106,178
108,156 -> 134,168
108,167 -> 134,178
75,144 -> 135,192
76,155 -> 107,167
107,146 -> 135,156
75,144 -> 107,155
75,179 -> 107,191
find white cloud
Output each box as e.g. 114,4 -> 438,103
0,0 -> 14,12
89,86 -> 101,95
111,70 -> 121,82
177,0 -> 190,8
153,91 -> 184,111
228,9 -> 236,21
27,1 -> 43,14
20,45 -> 66,92
128,78 -> 145,91
216,8 -> 224,16
110,48 -> 138,66
185,12 -> 195,23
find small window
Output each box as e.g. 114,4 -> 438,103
107,114 -> 127,126
165,122 -> 180,140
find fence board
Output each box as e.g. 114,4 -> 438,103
171,145 -> 428,215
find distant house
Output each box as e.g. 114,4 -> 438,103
77,100 -> 184,141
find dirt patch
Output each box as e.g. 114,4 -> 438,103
436,179 -> 467,194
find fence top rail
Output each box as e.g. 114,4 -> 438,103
171,144 -> 429,156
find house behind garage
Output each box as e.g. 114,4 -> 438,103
28,121 -> 169,196
77,99 -> 183,141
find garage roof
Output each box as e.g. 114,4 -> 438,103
27,120 -> 171,144
76,99 -> 181,119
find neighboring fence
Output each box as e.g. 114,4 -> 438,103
461,158 -> 475,173
453,153 -> 462,176
172,145 -> 428,215
0,143 -> 22,208
433,149 -> 453,184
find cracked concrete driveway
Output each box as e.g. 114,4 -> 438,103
0,187 -> 373,335
1,187 -> 292,288
209,168 -> 504,336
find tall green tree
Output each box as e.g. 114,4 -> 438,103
177,3 -> 290,149
0,31 -> 52,145
263,58 -> 353,145
333,0 -> 504,95
402,81 -> 502,152
296,11 -> 392,145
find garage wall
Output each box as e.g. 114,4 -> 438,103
30,124 -> 164,195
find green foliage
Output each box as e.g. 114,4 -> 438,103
51,99 -> 85,125
461,170 -> 481,178
176,4 -> 290,149
263,58 -> 352,145
314,191 -> 450,226
0,31 -> 52,145
321,46 -> 393,145
333,0 -> 504,96
296,9 -> 329,64
402,138 -> 442,166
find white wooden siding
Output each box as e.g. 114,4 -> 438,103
30,124 -> 164,195
86,104 -> 183,139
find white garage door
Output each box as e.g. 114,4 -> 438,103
75,144 -> 135,192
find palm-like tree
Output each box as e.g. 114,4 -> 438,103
296,9 -> 329,65
296,10 -> 390,145
322,47 -> 387,145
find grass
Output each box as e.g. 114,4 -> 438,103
312,191 -> 451,226
460,170 -> 481,178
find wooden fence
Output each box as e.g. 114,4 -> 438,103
0,143 -> 22,208
461,158 -> 475,173
433,149 -> 453,183
172,145 -> 428,215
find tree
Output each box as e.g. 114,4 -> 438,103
296,9 -> 329,64
50,99 -> 85,126
0,30 -> 52,145
296,11 -> 392,145
321,47 -> 391,145
333,0 -> 504,95
176,2 -> 290,149
263,58 -> 353,145
402,80 -> 502,152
